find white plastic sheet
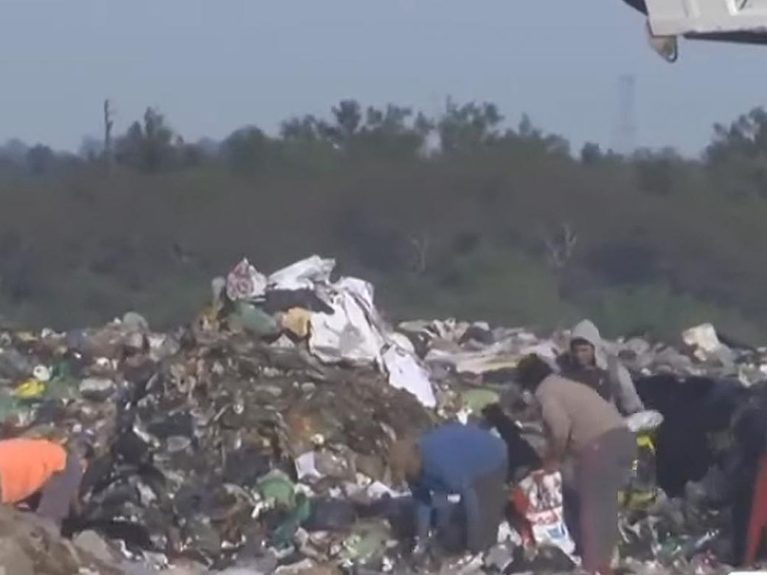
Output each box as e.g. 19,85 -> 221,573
267,255 -> 335,292
382,346 -> 436,408
308,280 -> 387,365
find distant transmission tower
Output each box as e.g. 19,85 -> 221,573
613,74 -> 637,155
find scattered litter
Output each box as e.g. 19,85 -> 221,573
0,254 -> 758,574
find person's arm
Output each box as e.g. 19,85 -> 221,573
460,484 -> 483,554
539,393 -> 570,458
538,393 -> 571,465
609,358 -> 644,415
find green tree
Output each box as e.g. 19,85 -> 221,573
25,145 -> 56,175
222,127 -> 276,172
116,107 -> 180,172
705,107 -> 767,197
437,100 -> 503,154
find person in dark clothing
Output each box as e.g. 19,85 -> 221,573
636,374 -> 746,497
388,423 -> 508,557
481,403 -> 542,482
705,390 -> 767,566
517,354 -> 636,575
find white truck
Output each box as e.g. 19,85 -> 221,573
623,0 -> 767,61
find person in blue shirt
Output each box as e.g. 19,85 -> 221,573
389,423 -> 508,557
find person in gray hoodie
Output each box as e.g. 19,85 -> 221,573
557,319 -> 644,416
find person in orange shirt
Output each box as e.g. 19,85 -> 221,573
0,437 -> 89,526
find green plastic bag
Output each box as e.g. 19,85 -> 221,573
229,302 -> 280,338
270,493 -> 312,549
257,470 -> 296,509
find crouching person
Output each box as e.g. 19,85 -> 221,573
517,354 -> 635,575
0,437 -> 88,527
389,423 -> 508,561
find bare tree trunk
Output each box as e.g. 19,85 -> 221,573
409,233 -> 430,274
544,222 -> 578,271
104,99 -> 114,173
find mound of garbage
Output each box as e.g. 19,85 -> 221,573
0,255 -> 763,574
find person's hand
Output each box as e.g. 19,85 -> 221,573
481,403 -> 504,425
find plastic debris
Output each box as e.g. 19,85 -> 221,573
0,255 -> 756,574
513,471 -> 577,562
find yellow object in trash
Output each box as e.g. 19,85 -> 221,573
15,331 -> 38,343
281,308 -> 312,339
619,432 -> 658,510
13,378 -> 46,399
196,305 -> 221,332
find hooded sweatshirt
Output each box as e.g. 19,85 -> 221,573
559,320 -> 644,415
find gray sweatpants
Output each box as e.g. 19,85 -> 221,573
470,464 -> 507,551
575,428 -> 636,573
433,463 -> 507,553
35,451 -> 84,524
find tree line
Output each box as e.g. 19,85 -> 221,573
1,100 -> 767,342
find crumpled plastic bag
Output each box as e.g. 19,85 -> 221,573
226,258 -> 268,302
682,323 -> 735,366
513,471 -> 577,562
309,279 -> 386,366
229,301 -> 280,338
682,324 -> 722,355
13,378 -> 46,399
268,256 -> 336,292
625,410 -> 664,433
281,308 -> 312,339
258,470 -> 296,509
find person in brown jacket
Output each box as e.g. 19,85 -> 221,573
517,354 -> 636,575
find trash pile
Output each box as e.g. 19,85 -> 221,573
220,256 -> 435,408
0,255 -> 763,574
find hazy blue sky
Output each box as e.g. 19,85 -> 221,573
0,0 -> 765,155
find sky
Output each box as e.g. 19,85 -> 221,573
0,0 -> 765,156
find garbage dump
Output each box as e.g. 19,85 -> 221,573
0,255 -> 765,574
